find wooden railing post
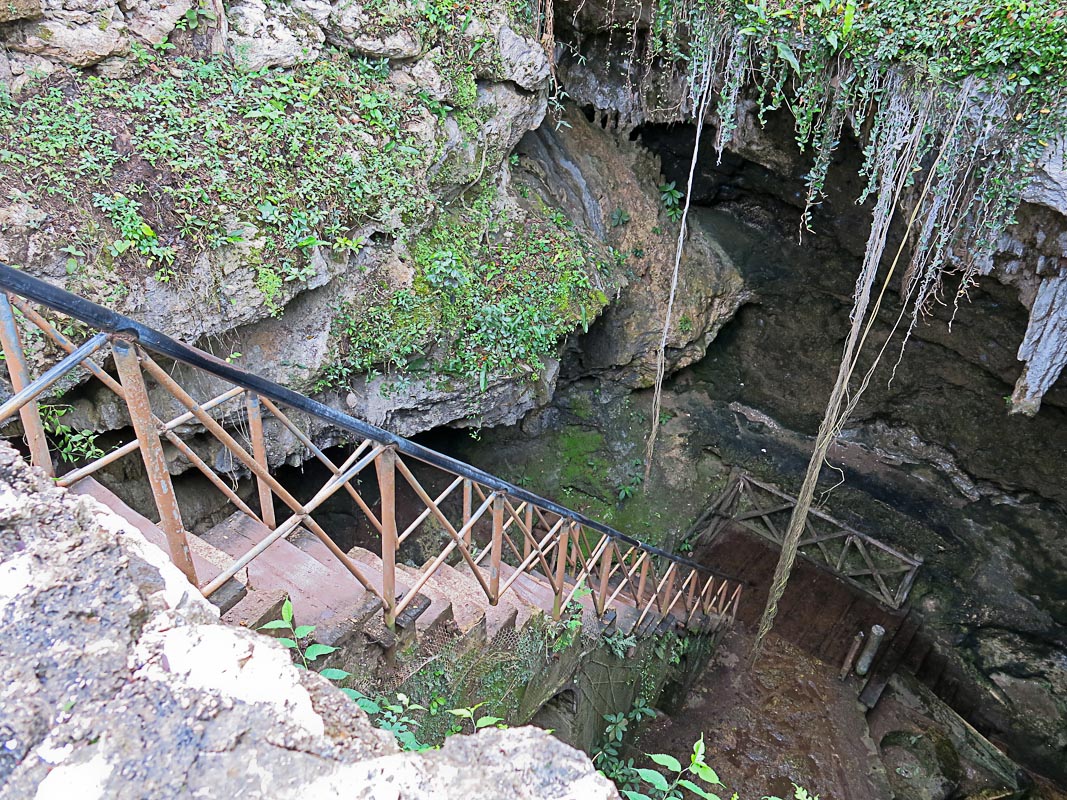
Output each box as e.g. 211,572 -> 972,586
462,478 -> 472,545
596,541 -> 613,616
637,557 -> 650,606
375,447 -> 398,628
523,503 -> 532,561
0,293 -> 52,476
245,391 -> 276,529
552,522 -> 572,620
489,492 -> 504,604
661,563 -> 677,615
686,569 -> 698,615
112,339 -> 197,585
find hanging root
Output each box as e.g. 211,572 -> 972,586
643,49 -> 717,481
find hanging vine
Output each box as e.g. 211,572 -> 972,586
583,0 -> 1067,656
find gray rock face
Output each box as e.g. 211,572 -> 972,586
2,12 -> 128,67
0,0 -> 41,24
1010,273 -> 1067,414
496,24 -> 549,91
520,107 -> 748,387
0,442 -> 618,799
226,0 -> 325,70
325,1 -> 423,59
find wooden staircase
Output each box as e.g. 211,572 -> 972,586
72,477 -> 726,654
0,268 -> 742,662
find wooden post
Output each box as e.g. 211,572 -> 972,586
489,493 -> 504,605
523,503 -> 532,561
462,478 -> 472,546
596,542 -> 613,616
552,522 -> 572,620
245,392 -> 276,529
0,294 -> 52,476
112,340 -> 197,585
661,563 -> 677,615
375,448 -> 398,628
637,557 -> 650,606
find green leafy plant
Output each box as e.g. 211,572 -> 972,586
346,690 -> 432,751
258,597 -> 342,673
659,182 -> 684,222
38,404 -> 104,463
621,736 -> 730,800
548,583 -> 590,653
611,207 -> 631,227
92,192 -> 176,274
617,459 -> 645,501
604,629 -> 639,659
445,702 -> 505,731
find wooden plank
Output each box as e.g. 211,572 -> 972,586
859,609 -> 923,708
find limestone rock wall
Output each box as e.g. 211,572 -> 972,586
518,106 -> 749,388
0,0 -> 565,446
0,442 -> 618,799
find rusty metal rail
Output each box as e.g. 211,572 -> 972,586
0,262 -> 743,633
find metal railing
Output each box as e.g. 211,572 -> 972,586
0,262 -> 743,632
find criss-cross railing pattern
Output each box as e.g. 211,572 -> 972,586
0,264 -> 741,633
696,470 -> 921,608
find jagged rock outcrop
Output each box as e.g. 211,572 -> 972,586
0,442 -> 618,799
519,107 -> 748,387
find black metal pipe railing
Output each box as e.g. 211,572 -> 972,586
0,261 -> 745,586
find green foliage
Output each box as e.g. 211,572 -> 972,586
258,597 -> 339,671
601,732 -> 820,800
617,459 -> 645,502
342,690 -> 507,752
92,193 -> 176,281
547,583 -> 591,653
658,182 -> 684,222
604,629 -> 639,659
347,690 -> 433,751
259,598 -> 512,752
611,207 -> 632,227
318,182 -> 607,392
0,52 -> 432,290
38,404 -> 104,463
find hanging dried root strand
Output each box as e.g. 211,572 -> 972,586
643,46 -> 718,482
622,4 -> 1063,650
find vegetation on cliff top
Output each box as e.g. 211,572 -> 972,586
318,180 -> 611,393
0,0 -> 604,391
0,52 -> 429,298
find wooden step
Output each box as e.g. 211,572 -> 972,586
340,544 -> 457,636
394,562 -> 456,634
70,477 -> 245,613
223,587 -> 288,629
201,512 -> 371,641
453,560 -> 541,634
414,561 -> 489,636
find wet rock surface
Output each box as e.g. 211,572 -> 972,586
0,442 -> 619,799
